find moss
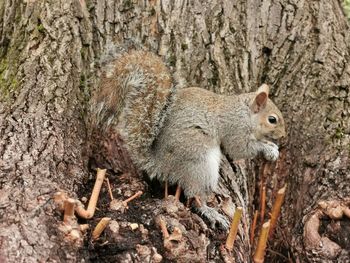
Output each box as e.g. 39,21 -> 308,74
334,127 -> 344,139
0,62 -> 19,99
343,0 -> 350,20
78,73 -> 92,120
0,59 -> 7,73
80,74 -> 86,88
0,4 -> 26,102
37,24 -> 45,33
80,47 -> 87,60
168,54 -> 176,67
209,61 -> 219,87
0,26 -> 24,100
122,0 -> 133,11
79,73 -> 91,102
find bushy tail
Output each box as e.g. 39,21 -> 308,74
91,48 -> 176,171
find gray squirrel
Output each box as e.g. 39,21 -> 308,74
92,49 -> 286,229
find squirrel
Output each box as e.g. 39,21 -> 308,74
91,48 -> 286,229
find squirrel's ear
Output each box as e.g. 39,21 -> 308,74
257,84 -> 269,95
251,84 -> 269,113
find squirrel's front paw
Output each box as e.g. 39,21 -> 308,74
262,142 -> 279,161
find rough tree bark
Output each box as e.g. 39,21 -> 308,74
0,0 -> 349,262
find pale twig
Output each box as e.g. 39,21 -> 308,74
122,191 -> 143,207
105,177 -> 114,201
269,184 -> 287,238
225,207 -> 243,251
110,190 -> 143,212
253,220 -> 270,263
260,186 -> 266,224
92,217 -> 111,240
75,168 -> 107,219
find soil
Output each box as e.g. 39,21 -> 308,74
72,169 -> 229,262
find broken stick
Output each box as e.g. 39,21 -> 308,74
269,184 -> 287,238
225,207 -> 243,251
253,220 -> 270,263
250,210 -> 259,244
75,168 -> 107,219
92,217 -> 111,240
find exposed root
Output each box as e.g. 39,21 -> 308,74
155,215 -> 183,250
53,168 -> 107,244
303,199 -> 350,259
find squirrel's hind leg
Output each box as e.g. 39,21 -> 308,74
164,181 -> 168,198
196,202 -> 229,230
174,185 -> 181,200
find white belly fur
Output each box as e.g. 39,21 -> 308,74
206,147 -> 221,191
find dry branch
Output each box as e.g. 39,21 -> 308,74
110,190 -> 143,212
225,206 -> 243,251
269,184 -> 287,238
92,217 -> 111,240
75,168 -> 106,219
250,210 -> 259,244
260,186 -> 266,224
122,191 -> 143,206
253,220 -> 270,263
105,177 -> 114,201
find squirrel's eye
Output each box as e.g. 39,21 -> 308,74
268,116 -> 277,124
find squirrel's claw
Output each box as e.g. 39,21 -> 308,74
197,205 -> 230,230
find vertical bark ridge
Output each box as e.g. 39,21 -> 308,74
0,1 -> 92,261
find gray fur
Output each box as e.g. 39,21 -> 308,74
92,50 -> 286,230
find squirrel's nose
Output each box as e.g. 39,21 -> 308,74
281,129 -> 287,138
279,129 -> 287,146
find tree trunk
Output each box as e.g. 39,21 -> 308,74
0,0 -> 349,262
